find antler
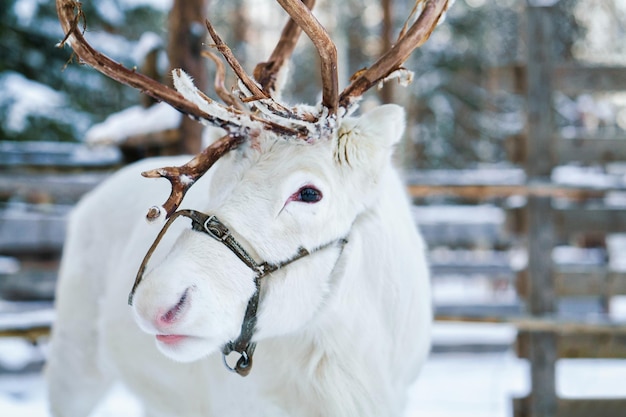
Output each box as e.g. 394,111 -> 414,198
56,0 -> 450,220
339,0 -> 451,110
55,0 -> 312,220
253,0 -> 450,115
201,50 -> 244,110
274,0 -> 338,116
141,134 -> 245,221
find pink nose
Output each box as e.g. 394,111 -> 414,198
157,287 -> 190,326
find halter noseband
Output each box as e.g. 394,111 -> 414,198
128,209 -> 348,376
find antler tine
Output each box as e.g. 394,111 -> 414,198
204,18 -> 270,103
275,0 -> 338,116
339,0 -> 450,110
201,50 -> 245,110
253,0 -> 316,97
142,134 -> 245,221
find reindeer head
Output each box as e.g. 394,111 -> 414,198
56,0 -> 451,375
130,103 -> 406,367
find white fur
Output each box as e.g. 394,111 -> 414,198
45,104 -> 432,417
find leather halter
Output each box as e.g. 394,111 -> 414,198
128,209 -> 348,376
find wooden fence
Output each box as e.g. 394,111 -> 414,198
408,3 -> 626,416
2,2 -> 626,415
0,142 -> 117,340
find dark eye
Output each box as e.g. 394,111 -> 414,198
294,186 -> 323,203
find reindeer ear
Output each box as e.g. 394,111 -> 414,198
357,104 -> 406,147
336,104 -> 406,170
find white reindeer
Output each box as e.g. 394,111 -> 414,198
47,1 -> 451,416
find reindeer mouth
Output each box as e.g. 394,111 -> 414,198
153,333 -> 220,362
156,334 -> 188,345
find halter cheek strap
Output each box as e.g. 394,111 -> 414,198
128,209 -> 348,376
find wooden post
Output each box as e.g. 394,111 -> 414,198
168,0 -> 209,155
521,2 -> 558,417
525,197 -> 558,417
525,2 -> 556,177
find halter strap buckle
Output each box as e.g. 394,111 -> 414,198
203,215 -> 231,241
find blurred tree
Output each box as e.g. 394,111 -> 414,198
1,0 -> 589,169
403,0 -> 584,169
0,0 -> 166,142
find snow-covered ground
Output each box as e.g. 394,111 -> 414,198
1,322 -> 626,417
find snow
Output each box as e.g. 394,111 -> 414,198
379,69 -> 414,89
0,72 -> 66,133
0,375 -> 142,417
0,327 -> 532,417
95,0 -> 126,26
405,351 -> 529,417
557,359 -> 626,398
0,258 -> 19,275
414,204 -> 504,225
552,246 -> 606,266
84,31 -> 138,65
610,296 -> 626,320
121,0 -> 172,12
607,234 -> 626,272
0,339 -> 44,372
552,165 -> 623,189
132,32 -> 164,65
1,323 -> 626,416
0,141 -> 121,167
432,276 -> 517,306
605,191 -> 626,207
64,0 -> 173,28
527,0 -> 560,6
85,102 -> 181,145
408,164 -> 626,192
0,309 -> 55,334
432,323 -> 517,346
406,167 -> 526,186
12,0 -> 41,27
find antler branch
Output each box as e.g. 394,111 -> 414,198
205,17 -> 318,124
56,0 -> 450,220
204,19 -> 270,103
201,50 -> 246,110
339,0 -> 451,110
142,134 -> 246,220
253,0 -> 316,97
275,0 -> 338,116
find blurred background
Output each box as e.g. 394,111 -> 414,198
1,0 -> 626,416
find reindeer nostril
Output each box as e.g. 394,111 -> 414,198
160,287 -> 190,324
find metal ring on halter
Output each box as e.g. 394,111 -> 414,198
222,344 -> 255,376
